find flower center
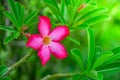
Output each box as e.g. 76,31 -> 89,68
43,36 -> 51,45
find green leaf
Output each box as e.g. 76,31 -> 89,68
76,8 -> 108,22
0,66 -> 8,77
101,52 -> 120,67
43,0 -> 65,24
7,0 -> 18,21
4,35 -> 16,44
3,11 -> 17,25
15,2 -> 24,28
87,28 -> 95,70
111,46 -> 120,54
0,25 -> 16,32
97,73 -> 103,80
86,70 -> 97,79
61,0 -> 65,17
95,46 -> 103,59
92,51 -> 113,69
71,48 -> 84,71
99,67 -> 120,73
67,36 -> 80,45
85,15 -> 110,25
24,11 -> 38,25
72,74 -> 81,80
4,31 -> 20,44
1,76 -> 11,80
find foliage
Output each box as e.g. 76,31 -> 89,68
0,0 -> 120,80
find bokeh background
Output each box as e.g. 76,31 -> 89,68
0,0 -> 120,80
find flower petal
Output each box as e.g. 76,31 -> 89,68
38,16 -> 51,36
38,46 -> 50,65
49,26 -> 69,41
26,34 -> 43,50
49,42 -> 68,59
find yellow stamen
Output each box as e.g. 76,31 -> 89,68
43,36 -> 51,45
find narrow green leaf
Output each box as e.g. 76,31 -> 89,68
24,11 -> 38,25
0,66 -> 8,77
19,6 -> 24,28
72,74 -> 81,80
67,36 -> 80,45
87,28 -> 95,70
3,11 -> 17,25
101,52 -> 120,67
71,48 -> 84,71
4,35 -> 16,44
76,8 -> 108,22
0,25 -> 16,32
97,73 -> 103,80
15,2 -> 24,28
1,76 -> 11,80
92,51 -> 113,69
61,0 -> 65,17
4,32 -> 20,44
7,0 -> 18,21
43,0 -> 66,24
85,15 -> 110,25
95,46 -> 103,59
111,46 -> 120,54
86,70 -> 97,79
98,67 -> 120,73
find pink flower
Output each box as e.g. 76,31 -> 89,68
26,16 -> 69,65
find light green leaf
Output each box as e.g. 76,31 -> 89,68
71,48 -> 84,71
87,28 -> 95,70
24,11 -> 38,25
0,25 -> 16,32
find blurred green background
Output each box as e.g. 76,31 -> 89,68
0,0 -> 120,80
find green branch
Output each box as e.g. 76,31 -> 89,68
41,73 -> 82,80
2,49 -> 34,77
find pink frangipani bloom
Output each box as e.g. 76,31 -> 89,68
26,16 -> 70,65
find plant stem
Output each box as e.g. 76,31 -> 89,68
8,49 -> 34,73
41,73 -> 82,80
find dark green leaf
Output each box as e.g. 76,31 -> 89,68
87,28 -> 95,70
71,48 -> 84,71
0,66 -> 8,77
0,25 -> 16,32
24,11 -> 38,25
